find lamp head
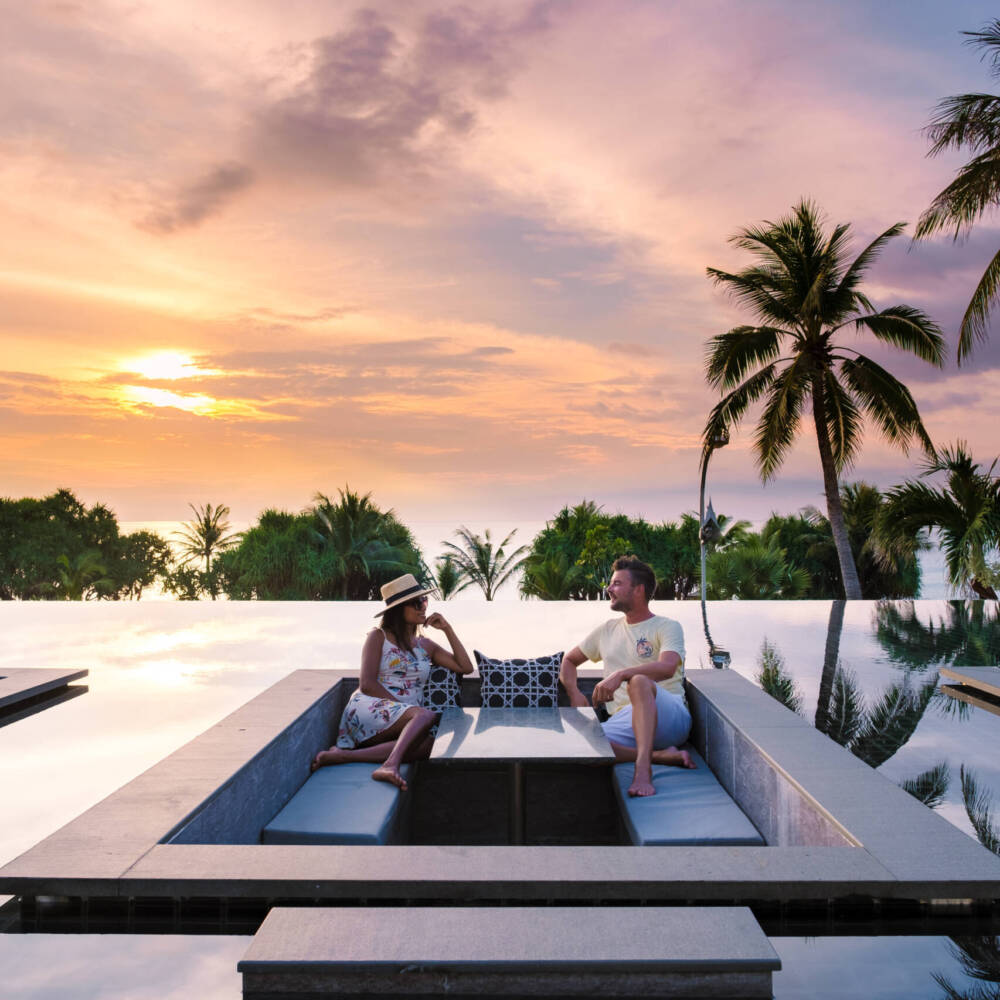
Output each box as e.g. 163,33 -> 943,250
700,498 -> 721,543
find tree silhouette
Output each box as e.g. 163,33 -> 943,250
442,527 -> 528,600
704,201 -> 944,597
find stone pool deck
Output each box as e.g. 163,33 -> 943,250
239,905 -> 781,998
0,668 -> 88,724
2,666 -> 999,906
941,666 -> 1000,717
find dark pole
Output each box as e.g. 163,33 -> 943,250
699,429 -> 730,667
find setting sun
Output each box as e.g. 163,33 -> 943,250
120,351 -> 216,381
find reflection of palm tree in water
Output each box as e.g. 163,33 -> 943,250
933,935 -> 1000,999
875,601 -> 1000,673
932,769 -> 1000,998
807,602 -> 1000,998
794,599 -> 940,773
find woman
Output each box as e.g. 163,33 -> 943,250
311,573 -> 474,790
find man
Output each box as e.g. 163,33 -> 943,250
560,555 -> 694,797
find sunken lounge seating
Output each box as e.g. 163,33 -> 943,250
612,749 -> 764,846
256,667 -> 764,848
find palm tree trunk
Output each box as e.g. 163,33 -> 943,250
971,578 -> 1000,600
814,599 -> 845,733
812,381 -> 863,599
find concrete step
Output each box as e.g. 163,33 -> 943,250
238,904 -> 780,997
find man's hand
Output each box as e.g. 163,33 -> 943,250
591,670 -> 627,705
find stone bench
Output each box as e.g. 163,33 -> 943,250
613,749 -> 764,846
238,905 -> 781,998
261,763 -> 413,846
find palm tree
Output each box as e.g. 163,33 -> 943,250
900,762 -> 950,809
756,637 -> 803,714
960,765 -> 1000,856
433,554 -> 466,600
175,503 -> 240,574
520,551 -> 586,600
878,443 -> 1000,599
874,600 -> 1000,672
442,527 -> 528,600
916,19 -> 1000,363
704,200 -> 945,598
310,489 -> 416,600
705,534 -> 810,600
815,663 -> 939,769
51,550 -> 114,600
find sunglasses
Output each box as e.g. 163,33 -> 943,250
407,595 -> 429,609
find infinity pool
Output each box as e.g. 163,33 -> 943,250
1,599 -> 998,998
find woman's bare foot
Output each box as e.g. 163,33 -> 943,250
310,747 -> 352,772
651,746 -> 696,769
372,764 -> 407,790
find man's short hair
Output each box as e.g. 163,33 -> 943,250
612,555 -> 656,601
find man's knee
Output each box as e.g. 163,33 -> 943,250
627,674 -> 656,698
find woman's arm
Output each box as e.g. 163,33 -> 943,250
358,629 -> 398,700
421,613 -> 474,674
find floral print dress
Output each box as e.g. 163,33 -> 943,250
336,632 -> 433,748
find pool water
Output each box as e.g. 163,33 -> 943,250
1,599 -> 998,998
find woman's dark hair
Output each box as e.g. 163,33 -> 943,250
612,555 -> 656,601
379,601 -> 419,653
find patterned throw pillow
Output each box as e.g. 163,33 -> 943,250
422,663 -> 462,710
475,650 -> 564,708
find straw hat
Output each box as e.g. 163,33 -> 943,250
376,573 -> 436,615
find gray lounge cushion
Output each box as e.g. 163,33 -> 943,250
613,749 -> 764,846
475,650 -> 562,708
262,762 -> 412,846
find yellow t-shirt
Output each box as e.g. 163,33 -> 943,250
578,614 -> 685,716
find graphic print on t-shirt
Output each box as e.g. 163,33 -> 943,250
636,637 -> 653,659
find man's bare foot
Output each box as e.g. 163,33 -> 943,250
628,768 -> 656,797
372,764 -> 407,790
651,746 -> 696,769
310,747 -> 352,772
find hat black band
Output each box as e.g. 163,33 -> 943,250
385,583 -> 425,605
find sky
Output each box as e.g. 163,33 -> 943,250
3,0 -> 1000,539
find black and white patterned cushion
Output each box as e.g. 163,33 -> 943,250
475,650 -> 563,708
422,663 -> 462,710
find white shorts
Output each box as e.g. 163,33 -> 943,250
601,685 -> 691,750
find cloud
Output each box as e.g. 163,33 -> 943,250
139,161 -> 255,233
249,4 -> 555,190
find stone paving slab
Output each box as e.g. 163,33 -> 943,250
942,683 -> 1000,717
117,843 -> 896,901
941,666 -> 1000,699
0,668 -> 88,710
239,906 -> 779,998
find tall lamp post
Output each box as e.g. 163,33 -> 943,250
699,429 -> 731,668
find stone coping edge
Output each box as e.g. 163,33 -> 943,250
0,668 -> 89,710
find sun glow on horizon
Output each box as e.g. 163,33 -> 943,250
118,385 -> 293,421
120,351 -> 219,381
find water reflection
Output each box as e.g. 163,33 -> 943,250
747,599 -> 1000,861
875,601 -> 1000,672
934,936 -> 1000,999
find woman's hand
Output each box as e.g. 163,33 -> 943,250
422,614 -> 474,674
424,612 -> 452,632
